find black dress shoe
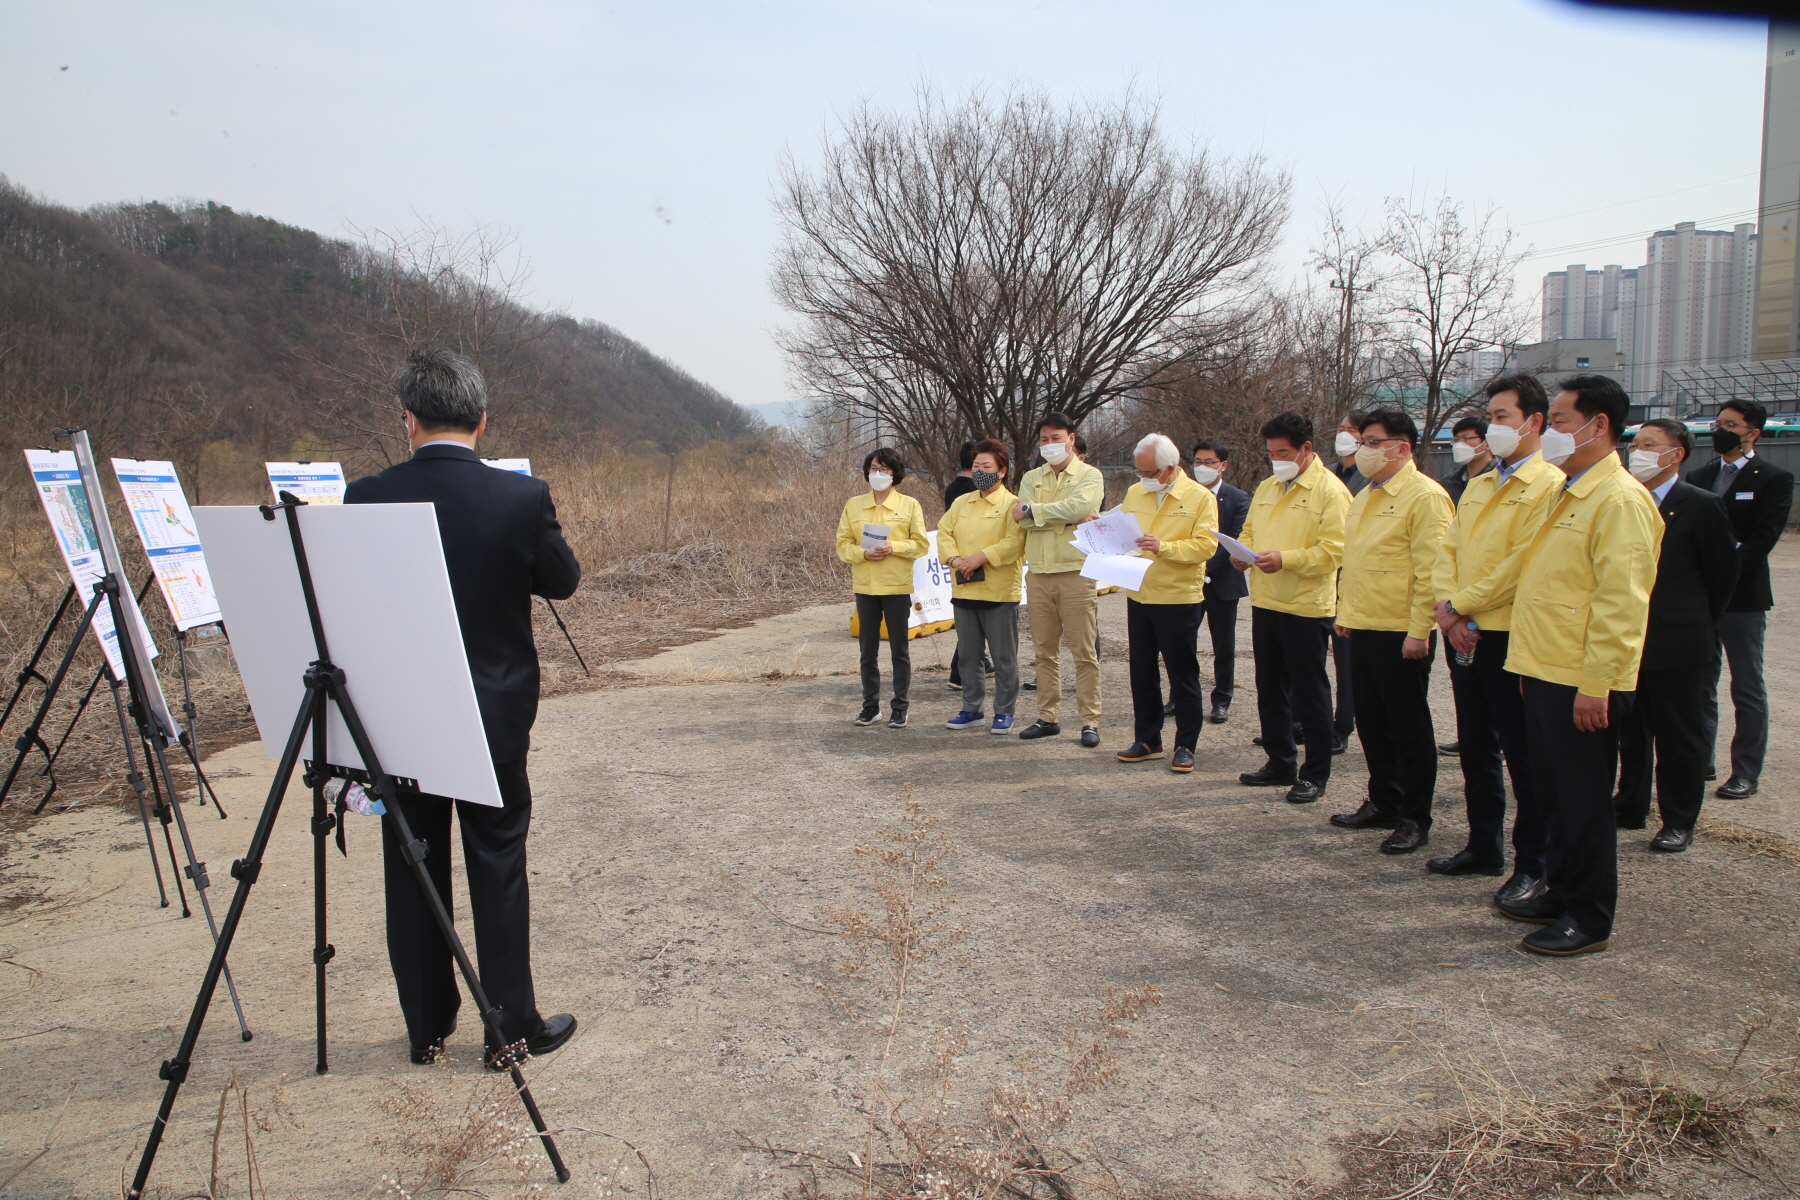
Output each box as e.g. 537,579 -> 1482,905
1494,872 -> 1546,906
1379,819 -> 1428,854
1018,720 -> 1060,740
1239,764 -> 1297,787
1208,702 -> 1230,724
1425,849 -> 1505,876
1163,700 -> 1176,717
486,1012 -> 578,1071
1330,736 -> 1348,755
1022,679 -> 1037,690
1521,922 -> 1610,956
1496,892 -> 1562,925
1285,780 -> 1323,804
1170,746 -> 1195,773
1650,826 -> 1693,852
1437,741 -> 1460,756
1116,741 -> 1163,762
410,1017 -> 457,1064
1716,776 -> 1758,799
1080,726 -> 1101,748
1615,809 -> 1647,830
1705,767 -> 1716,782
1252,735 -> 1265,746
1329,801 -> 1397,830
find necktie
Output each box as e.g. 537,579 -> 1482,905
1714,461 -> 1738,497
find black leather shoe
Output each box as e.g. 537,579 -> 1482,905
1239,764 -> 1297,787
1331,736 -> 1349,755
486,1012 -> 578,1071
1521,922 -> 1610,956
410,1017 -> 457,1065
1080,726 -> 1101,748
1163,700 -> 1176,717
1252,735 -> 1265,746
1650,826 -> 1693,853
1705,767 -> 1716,782
1426,849 -> 1505,876
1285,780 -> 1323,804
1496,892 -> 1562,925
1615,809 -> 1646,830
1208,702 -> 1230,724
1437,741 -> 1460,756
1329,801 -> 1397,830
1170,747 -> 1195,773
1116,741 -> 1164,762
1018,720 -> 1061,740
1494,873 -> 1545,906
1379,819 -> 1428,854
1716,776 -> 1758,799
1022,680 -> 1037,690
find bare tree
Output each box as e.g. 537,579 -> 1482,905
773,84 -> 1289,484
1296,202 -> 1395,421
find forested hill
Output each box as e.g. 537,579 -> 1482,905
0,178 -> 759,485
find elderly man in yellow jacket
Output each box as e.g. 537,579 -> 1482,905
1500,375 -> 1662,957
1324,410 -> 1454,855
1234,411 -> 1353,805
1101,433 -> 1219,774
834,448 -> 930,729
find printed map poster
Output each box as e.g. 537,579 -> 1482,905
24,449 -> 130,677
265,462 -> 346,504
111,459 -> 223,631
482,458 -> 532,475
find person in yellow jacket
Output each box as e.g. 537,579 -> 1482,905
1098,433 -> 1220,773
1011,411 -> 1106,746
1233,411 -> 1352,804
1499,375 -> 1663,958
1323,411 -> 1453,855
937,439 -> 1028,735
834,448 -> 929,729
1426,374 -> 1563,904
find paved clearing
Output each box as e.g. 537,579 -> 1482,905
3,548 -> 1799,1198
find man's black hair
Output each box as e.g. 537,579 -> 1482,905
1557,374 -> 1630,442
1720,397 -> 1769,431
1191,438 -> 1230,461
1259,410 -> 1314,450
1037,410 -> 1076,434
957,440 -> 979,471
1342,408 -> 1370,430
1638,417 -> 1694,459
1452,415 -> 1489,438
862,447 -> 906,484
1484,372 -> 1549,418
1073,431 -> 1088,457
1358,408 -> 1420,449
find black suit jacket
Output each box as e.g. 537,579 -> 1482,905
1203,481 -> 1250,603
1687,454 -> 1793,612
345,444 -> 581,763
1641,480 -> 1739,672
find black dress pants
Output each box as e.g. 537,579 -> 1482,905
1200,597 -> 1238,706
1251,607 -> 1335,786
1349,629 -> 1437,827
1129,599 -> 1203,750
1448,630 -> 1543,875
1617,664 -> 1713,830
1522,678 -> 1630,940
854,592 -> 912,715
383,758 -> 542,1050
1332,627 -> 1355,738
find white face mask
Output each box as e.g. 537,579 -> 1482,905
1540,415 -> 1596,467
1629,448 -> 1671,482
867,471 -> 893,492
1040,441 -> 1069,465
1270,458 -> 1300,483
1193,463 -> 1220,486
1141,473 -> 1171,494
1354,445 -> 1392,478
1334,431 -> 1360,457
1452,441 -> 1478,465
1483,422 -> 1523,458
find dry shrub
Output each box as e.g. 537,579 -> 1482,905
1695,816 -> 1800,867
367,1072 -> 545,1200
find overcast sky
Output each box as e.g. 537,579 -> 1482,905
1,0 -> 1770,411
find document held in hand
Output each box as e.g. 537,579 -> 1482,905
1213,530 -> 1259,565
1080,553 -> 1153,591
860,523 -> 891,554
1071,508 -> 1146,558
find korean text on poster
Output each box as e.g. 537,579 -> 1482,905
111,459 -> 223,631
24,449 -> 131,677
265,462 -> 346,505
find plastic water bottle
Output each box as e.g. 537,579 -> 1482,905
1454,620 -> 1479,668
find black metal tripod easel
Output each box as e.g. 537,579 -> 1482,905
126,494 -> 569,1198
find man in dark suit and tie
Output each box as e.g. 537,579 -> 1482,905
1614,419 -> 1739,851
347,348 -> 582,1068
1191,439 -> 1248,723
1686,398 -> 1794,800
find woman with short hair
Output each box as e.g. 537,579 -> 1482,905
834,447 -> 928,728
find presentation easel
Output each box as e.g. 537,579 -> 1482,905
483,456 -> 590,676
125,494 -> 570,1198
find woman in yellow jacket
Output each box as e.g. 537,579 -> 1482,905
835,448 -> 929,728
937,439 -> 1028,734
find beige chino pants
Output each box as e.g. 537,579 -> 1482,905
1026,569 -> 1101,726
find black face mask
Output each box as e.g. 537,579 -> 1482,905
971,469 -> 1001,490
1711,427 -> 1742,455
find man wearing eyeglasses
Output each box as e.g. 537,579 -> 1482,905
1686,399 -> 1794,801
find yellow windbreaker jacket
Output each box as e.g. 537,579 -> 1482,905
1118,472 -> 1219,605
1430,452 -> 1565,632
937,486 -> 1028,603
835,490 -> 929,596
1504,452 -> 1664,697
1338,460 -> 1454,638
1015,458 -> 1105,573
1239,455 -> 1353,618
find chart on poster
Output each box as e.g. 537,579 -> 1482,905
111,459 -> 223,631
264,461 -> 346,504
24,449 -> 133,677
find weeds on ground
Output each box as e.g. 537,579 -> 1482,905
367,1072 -> 545,1200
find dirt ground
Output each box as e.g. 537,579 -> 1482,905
3,547 -> 1799,1199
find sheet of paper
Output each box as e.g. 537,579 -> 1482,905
861,523 -> 891,553
265,461 -> 346,504
1214,531 -> 1259,565
482,458 -> 532,475
112,459 -> 223,631
24,449 -> 130,677
1078,508 -> 1145,557
1080,552 -> 1153,591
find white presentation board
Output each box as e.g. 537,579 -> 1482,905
482,458 -> 531,475
111,459 -> 223,631
24,449 -> 132,677
265,462 -> 346,504
193,502 -> 502,807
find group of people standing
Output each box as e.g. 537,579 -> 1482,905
834,375 -> 1791,957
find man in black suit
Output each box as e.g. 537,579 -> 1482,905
1615,418 -> 1738,851
1190,439 -> 1248,723
346,348 -> 582,1068
1687,398 -> 1795,800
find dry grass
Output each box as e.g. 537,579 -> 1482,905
1695,816 -> 1800,867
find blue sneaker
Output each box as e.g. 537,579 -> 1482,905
945,710 -> 986,730
990,715 -> 1014,735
